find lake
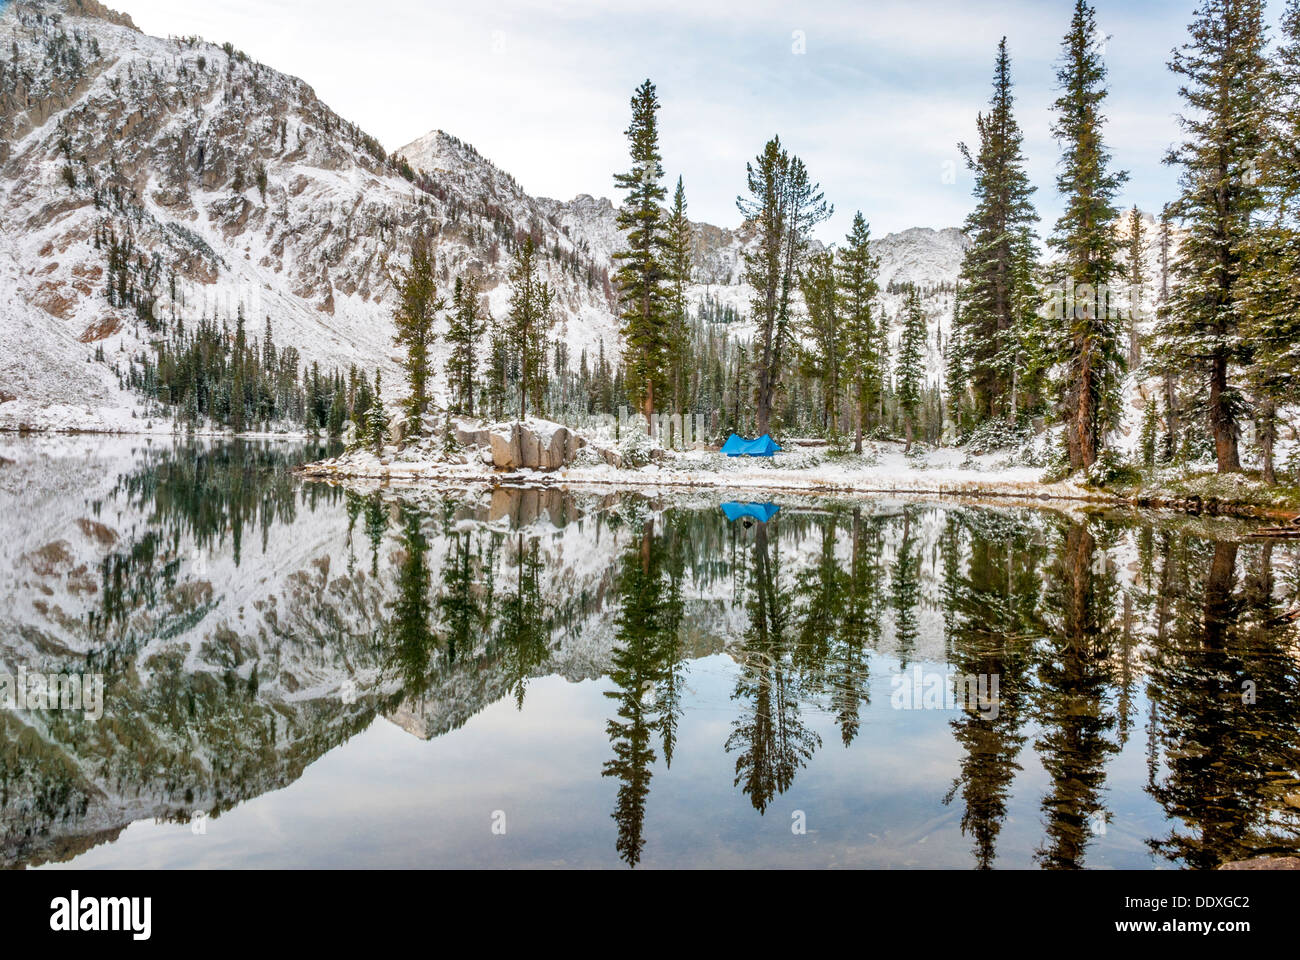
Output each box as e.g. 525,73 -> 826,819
2,436 -> 1298,869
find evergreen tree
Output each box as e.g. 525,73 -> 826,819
954,37 -> 1041,424
613,79 -> 670,430
1049,0 -> 1129,472
505,236 -> 555,419
445,274 -> 487,416
366,369 -> 389,453
663,176 -> 694,413
1156,204 -> 1181,460
837,212 -> 882,452
737,137 -> 831,435
1125,205 -> 1146,367
392,233 -> 442,440
1241,0 -> 1300,484
1159,0 -> 1270,473
1140,397 -> 1160,470
231,311 -> 247,434
896,289 -> 927,452
945,287 -> 968,429
798,251 -> 843,434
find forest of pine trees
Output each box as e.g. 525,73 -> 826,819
944,0 -> 1300,485
103,0 -> 1300,485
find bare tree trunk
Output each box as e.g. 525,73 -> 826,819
644,379 -> 654,437
854,394 -> 864,455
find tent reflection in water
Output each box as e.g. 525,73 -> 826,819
720,502 -> 780,529
720,433 -> 781,456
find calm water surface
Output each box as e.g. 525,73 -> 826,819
2,436 -> 1299,869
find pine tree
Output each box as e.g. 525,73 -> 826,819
896,289 -> 927,452
613,79 -> 670,431
392,232 -> 442,440
231,310 -> 247,434
737,136 -> 831,435
1155,204 -> 1180,459
1049,0 -> 1129,472
1240,0 -> 1300,484
663,176 -> 693,414
945,287 -> 970,433
1159,0 -> 1269,473
798,251 -> 843,435
1139,396 -> 1159,469
505,236 -> 555,420
837,212 -> 881,452
445,274 -> 487,416
954,37 -> 1041,424
1124,206 -> 1146,367
366,369 -> 389,453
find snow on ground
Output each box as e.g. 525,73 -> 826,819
302,428 -> 1107,505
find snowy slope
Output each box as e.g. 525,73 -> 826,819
0,0 -> 970,435
0,0 -> 620,431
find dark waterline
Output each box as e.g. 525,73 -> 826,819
2,437 -> 1298,869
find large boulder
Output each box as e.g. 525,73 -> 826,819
489,424 -> 521,468
487,420 -> 585,471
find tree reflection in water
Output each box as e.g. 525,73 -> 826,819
4,440 -> 1300,869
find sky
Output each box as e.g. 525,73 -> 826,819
106,0 -> 1257,242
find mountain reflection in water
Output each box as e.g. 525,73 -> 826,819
1,438 -> 1298,869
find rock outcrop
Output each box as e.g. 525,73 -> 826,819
486,420 -> 585,471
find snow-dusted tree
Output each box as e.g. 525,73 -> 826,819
391,232 -> 442,440
663,176 -> 693,413
896,289 -> 927,452
945,287 -> 970,431
738,136 -> 832,435
445,274 -> 487,417
1049,0 -> 1128,472
613,79 -> 670,431
1139,396 -> 1159,469
505,236 -> 556,420
1154,204 -> 1181,460
1124,206 -> 1146,368
954,37 -> 1041,424
798,250 -> 843,434
837,211 -> 882,452
366,369 -> 389,453
1158,0 -> 1270,473
1240,0 -> 1300,484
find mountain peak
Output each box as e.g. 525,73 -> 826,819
30,0 -> 139,30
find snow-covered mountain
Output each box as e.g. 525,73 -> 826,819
0,0 -> 969,433
0,0 -> 618,431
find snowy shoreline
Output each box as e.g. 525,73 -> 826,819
293,434 -> 1123,509
293,428 -> 1299,520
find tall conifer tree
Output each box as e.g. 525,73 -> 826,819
1241,0 -> 1300,484
954,37 -> 1040,424
1159,0 -> 1269,472
1049,0 -> 1128,471
838,212 -> 881,452
613,80 -> 670,431
392,233 -> 441,439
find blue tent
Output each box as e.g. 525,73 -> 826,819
720,433 -> 781,456
721,502 -> 780,524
